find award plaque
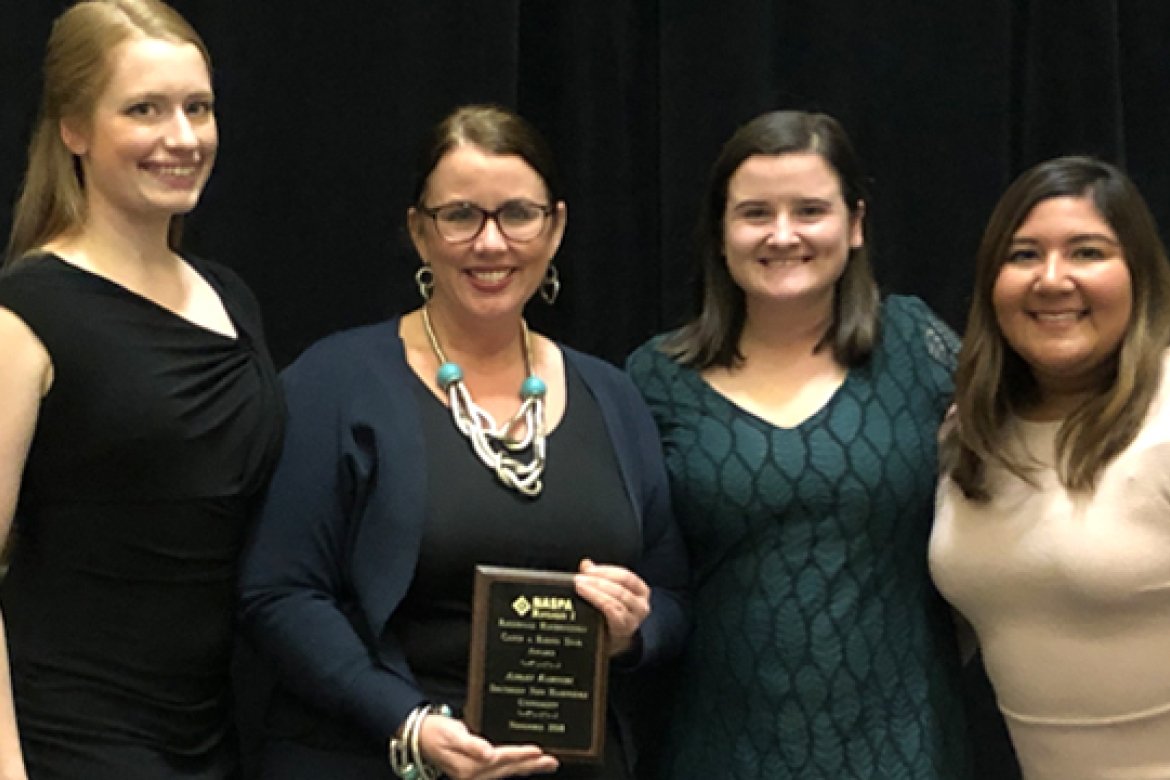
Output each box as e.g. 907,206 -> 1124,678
465,565 -> 608,762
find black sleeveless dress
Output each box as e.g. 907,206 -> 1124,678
0,255 -> 284,779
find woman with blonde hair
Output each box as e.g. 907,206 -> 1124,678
932,156 -> 1170,779
0,1 -> 283,776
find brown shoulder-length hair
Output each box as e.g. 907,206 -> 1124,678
410,104 -> 563,207
663,110 -> 879,370
947,155 -> 1170,500
6,0 -> 210,265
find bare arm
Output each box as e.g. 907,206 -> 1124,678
0,307 -> 52,780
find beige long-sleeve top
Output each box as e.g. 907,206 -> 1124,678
931,358 -> 1170,780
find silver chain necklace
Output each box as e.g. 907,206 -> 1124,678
421,306 -> 547,497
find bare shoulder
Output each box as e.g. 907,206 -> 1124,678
0,307 -> 52,398
0,307 -> 51,534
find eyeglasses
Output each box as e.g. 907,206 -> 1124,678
418,200 -> 553,243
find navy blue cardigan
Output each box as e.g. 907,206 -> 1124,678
240,318 -> 689,745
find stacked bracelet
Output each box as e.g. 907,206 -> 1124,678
389,703 -> 453,780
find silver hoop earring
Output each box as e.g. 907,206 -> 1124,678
415,265 -> 434,301
539,265 -> 561,305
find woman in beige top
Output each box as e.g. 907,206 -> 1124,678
931,156 -> 1170,780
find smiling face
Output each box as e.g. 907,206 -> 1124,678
62,36 -> 216,230
722,152 -> 863,312
409,144 -> 566,325
993,195 -> 1133,398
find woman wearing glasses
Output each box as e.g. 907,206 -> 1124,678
240,104 -> 688,779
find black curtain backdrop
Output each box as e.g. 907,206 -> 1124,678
6,2 -> 1170,369
13,3 -> 1170,775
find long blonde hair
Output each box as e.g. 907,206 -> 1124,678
946,156 -> 1170,499
5,0 -> 210,264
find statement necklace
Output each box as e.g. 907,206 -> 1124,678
421,306 -> 547,497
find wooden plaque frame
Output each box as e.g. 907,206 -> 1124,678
465,565 -> 608,762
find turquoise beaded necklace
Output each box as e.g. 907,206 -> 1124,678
421,305 -> 547,496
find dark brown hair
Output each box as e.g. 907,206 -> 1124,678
664,110 -> 878,369
947,155 -> 1170,499
411,104 -> 562,206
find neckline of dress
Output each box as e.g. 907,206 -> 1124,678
692,363 -> 853,432
41,253 -> 242,344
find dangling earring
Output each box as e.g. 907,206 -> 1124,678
539,265 -> 561,305
415,265 -> 434,301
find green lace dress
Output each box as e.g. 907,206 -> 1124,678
626,296 -> 972,779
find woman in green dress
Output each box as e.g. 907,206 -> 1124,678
626,110 -> 973,779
